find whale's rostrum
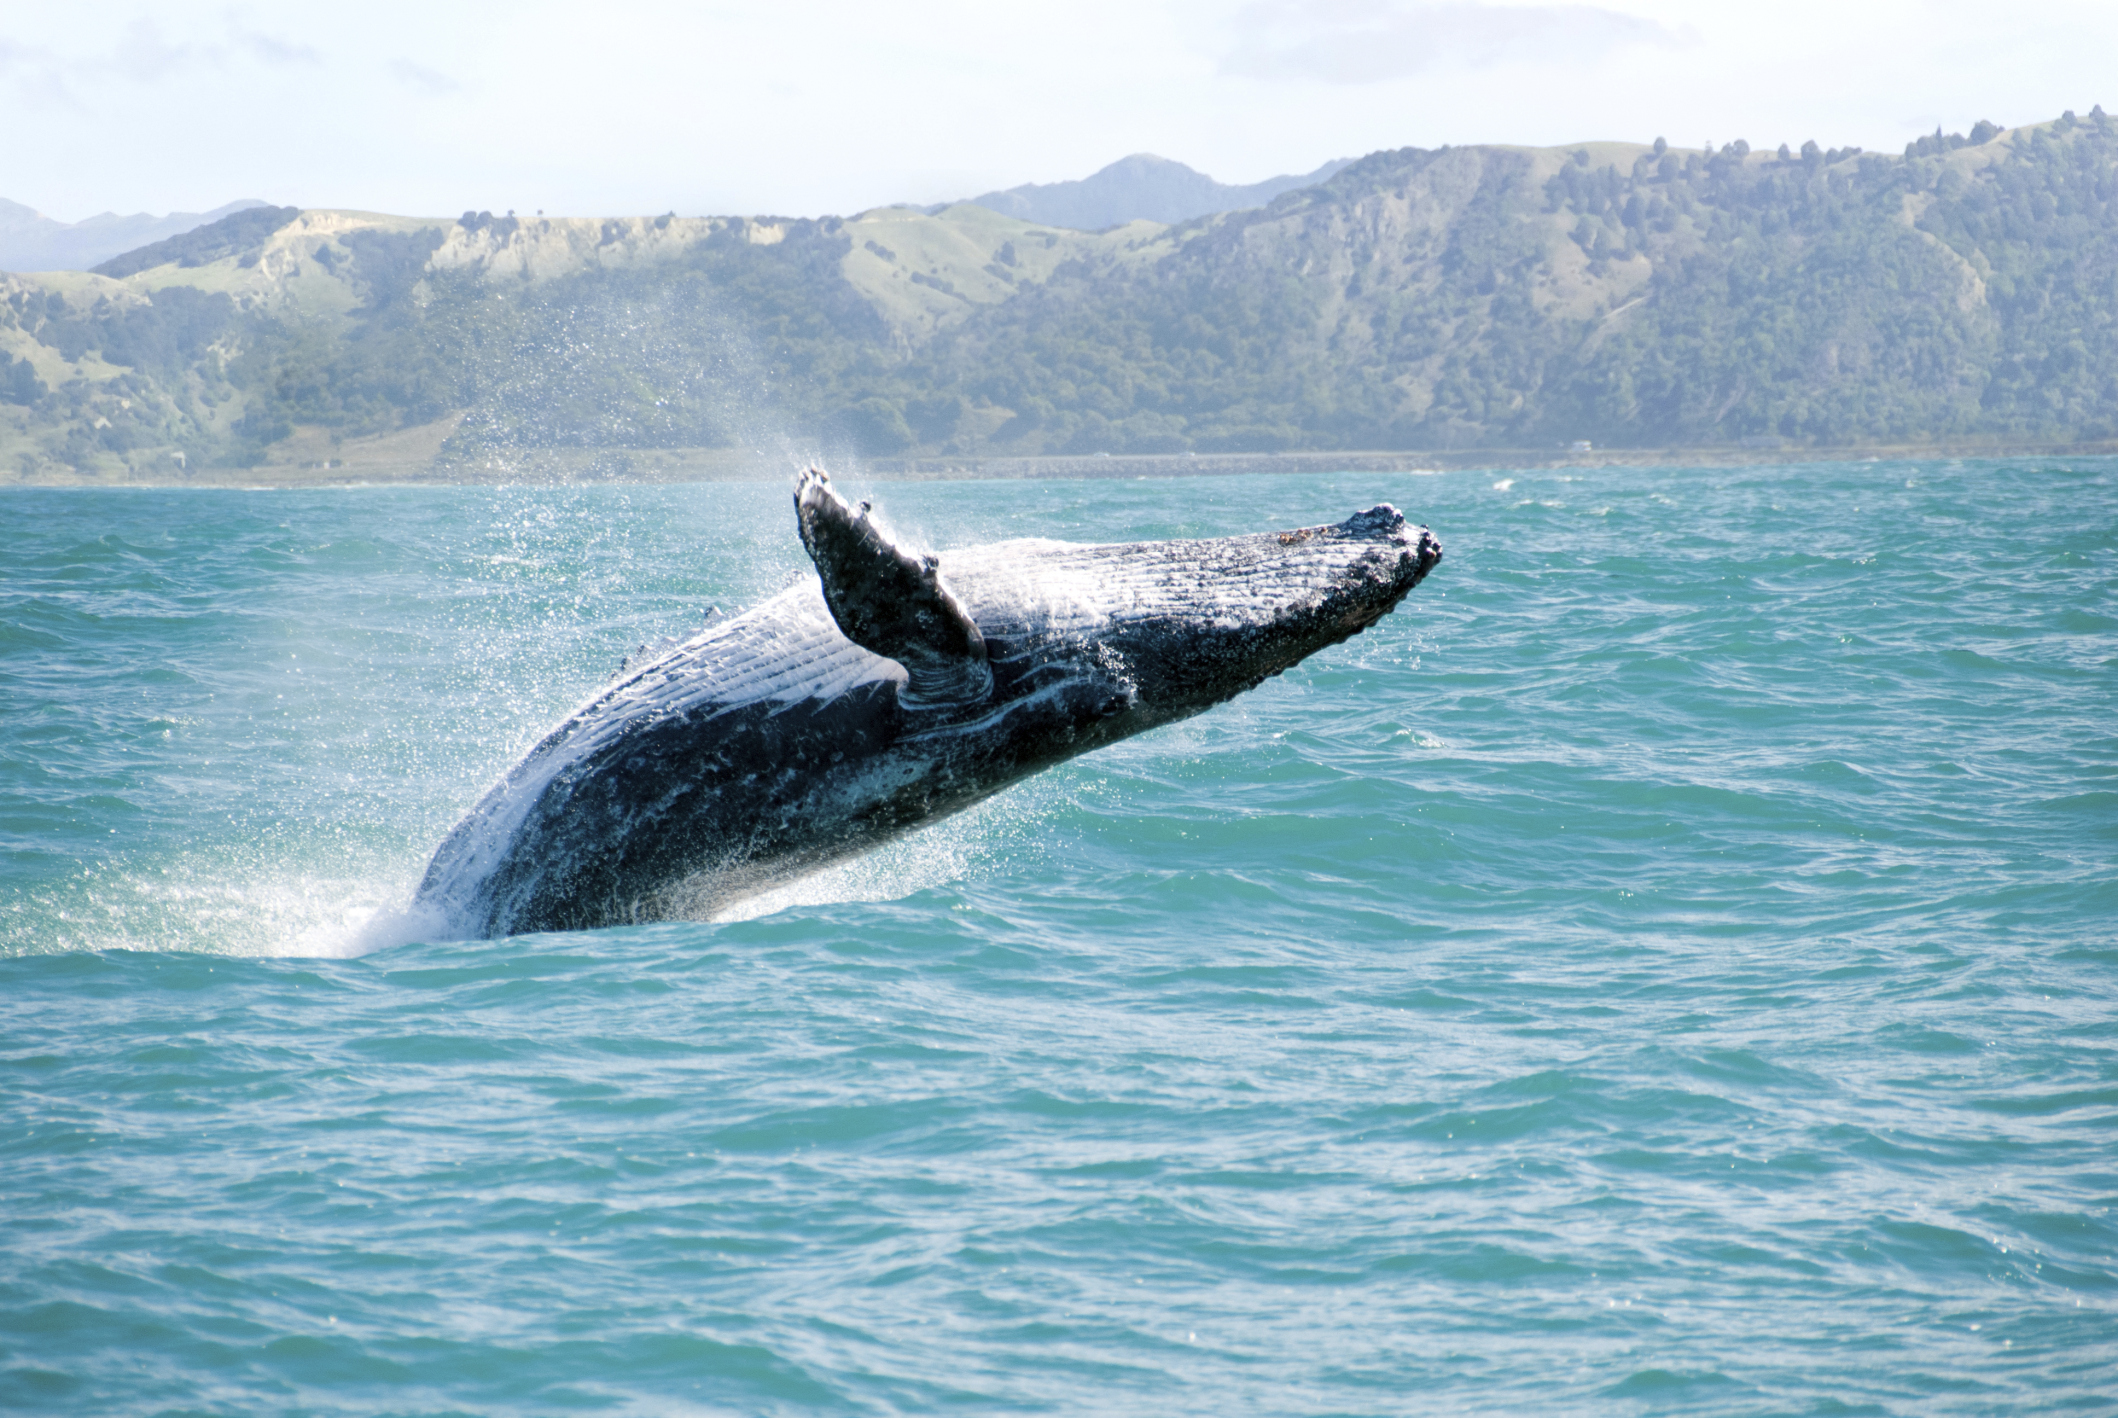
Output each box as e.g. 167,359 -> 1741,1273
414,468 -> 1443,937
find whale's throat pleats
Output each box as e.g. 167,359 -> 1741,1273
795,468 -> 994,708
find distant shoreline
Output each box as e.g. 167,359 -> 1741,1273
863,443 -> 2118,480
7,441 -> 2117,491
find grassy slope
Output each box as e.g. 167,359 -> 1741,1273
905,119 -> 2117,453
842,204 -> 1174,340
4,119 -> 2115,483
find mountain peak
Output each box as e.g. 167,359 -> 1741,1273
0,199 -> 271,273
953,154 -> 1351,231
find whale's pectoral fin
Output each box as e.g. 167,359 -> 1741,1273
795,467 -> 993,708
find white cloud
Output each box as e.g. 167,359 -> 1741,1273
110,19 -> 200,82
0,39 -> 35,80
1223,0 -> 1683,83
389,58 -> 461,95
2,0 -> 2115,224
239,31 -> 324,66
0,41 -> 81,113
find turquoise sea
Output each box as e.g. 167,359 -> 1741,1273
2,459 -> 2113,1414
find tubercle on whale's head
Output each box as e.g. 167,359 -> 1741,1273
1335,503 -> 1444,592
1248,499 -> 1439,641
1069,502 -> 1443,721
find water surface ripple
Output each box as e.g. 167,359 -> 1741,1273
2,461 -> 2114,1413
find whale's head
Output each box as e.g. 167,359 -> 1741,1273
796,467 -> 1440,740
942,504 -> 1442,729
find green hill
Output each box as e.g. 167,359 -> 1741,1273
5,111 -> 2116,483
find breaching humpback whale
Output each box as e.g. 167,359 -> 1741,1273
415,469 -> 1442,937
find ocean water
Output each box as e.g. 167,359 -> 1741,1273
2,459 -> 2113,1415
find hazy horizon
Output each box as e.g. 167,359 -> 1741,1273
4,0 -> 2109,224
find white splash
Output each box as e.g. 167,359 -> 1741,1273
2,862 -> 431,960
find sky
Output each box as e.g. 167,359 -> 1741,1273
3,0 -> 2111,222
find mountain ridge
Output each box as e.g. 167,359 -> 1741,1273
0,198 -> 271,274
4,113 -> 2115,484
953,153 -> 1353,230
